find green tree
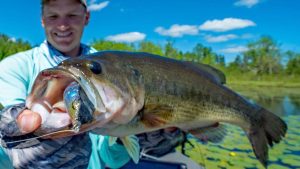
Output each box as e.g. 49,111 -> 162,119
242,36 -> 282,75
192,43 -> 224,65
0,34 -> 31,60
91,39 -> 135,51
192,43 -> 205,62
215,54 -> 225,67
137,41 -> 164,56
164,40 -> 180,59
285,51 -> 300,75
182,51 -> 196,61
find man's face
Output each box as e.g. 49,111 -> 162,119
42,0 -> 90,57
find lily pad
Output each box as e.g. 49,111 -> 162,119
281,158 -> 300,167
267,164 -> 290,169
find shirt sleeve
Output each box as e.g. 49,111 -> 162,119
0,53 -> 32,168
0,148 -> 13,169
0,53 -> 31,107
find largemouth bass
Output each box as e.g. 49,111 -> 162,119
4,51 -> 287,167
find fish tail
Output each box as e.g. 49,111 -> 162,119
247,107 -> 287,168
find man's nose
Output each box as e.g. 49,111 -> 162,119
57,18 -> 70,31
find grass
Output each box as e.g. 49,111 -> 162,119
228,80 -> 300,88
225,73 -> 300,88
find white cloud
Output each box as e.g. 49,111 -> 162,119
155,24 -> 199,37
87,1 -> 109,11
205,34 -> 238,43
234,0 -> 260,8
105,32 -> 146,43
220,46 -> 248,53
199,18 -> 256,32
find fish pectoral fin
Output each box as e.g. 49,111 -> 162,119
188,122 -> 227,143
120,135 -> 140,164
141,104 -> 174,128
108,136 -> 140,163
108,136 -> 118,146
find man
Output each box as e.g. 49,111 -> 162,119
0,0 -> 136,168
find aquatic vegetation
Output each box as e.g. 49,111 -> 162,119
267,164 -> 291,169
183,115 -> 300,169
281,157 -> 300,167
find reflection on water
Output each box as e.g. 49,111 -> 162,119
230,86 -> 300,117
186,86 -> 300,169
283,96 -> 300,116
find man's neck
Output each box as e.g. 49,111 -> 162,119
47,41 -> 82,57
61,47 -> 81,57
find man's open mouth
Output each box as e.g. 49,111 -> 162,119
54,31 -> 73,38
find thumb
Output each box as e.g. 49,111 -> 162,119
17,110 -> 42,134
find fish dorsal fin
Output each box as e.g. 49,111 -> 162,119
185,62 -> 226,84
188,123 -> 227,143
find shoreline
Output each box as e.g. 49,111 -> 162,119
227,81 -> 300,88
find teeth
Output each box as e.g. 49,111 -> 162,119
55,32 -> 71,37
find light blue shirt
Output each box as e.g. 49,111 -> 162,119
0,41 -> 131,169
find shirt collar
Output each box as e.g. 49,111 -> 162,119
41,40 -> 92,65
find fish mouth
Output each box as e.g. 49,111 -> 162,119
26,66 -> 111,136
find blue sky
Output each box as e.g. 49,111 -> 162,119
1,0 -> 300,62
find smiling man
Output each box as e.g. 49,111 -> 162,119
0,0 -> 136,168
42,0 -> 90,57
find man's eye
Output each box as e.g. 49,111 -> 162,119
68,14 -> 78,18
48,15 -> 58,20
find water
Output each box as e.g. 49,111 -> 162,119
186,86 -> 300,169
235,86 -> 300,117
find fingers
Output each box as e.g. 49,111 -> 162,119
17,110 -> 42,134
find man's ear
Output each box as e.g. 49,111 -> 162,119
85,11 -> 90,25
41,17 -> 45,28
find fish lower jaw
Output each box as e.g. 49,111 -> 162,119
110,97 -> 142,125
104,98 -> 125,115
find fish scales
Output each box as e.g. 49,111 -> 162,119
104,53 -> 255,127
2,51 -> 286,168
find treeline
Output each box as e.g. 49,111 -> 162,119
92,39 -> 225,66
227,36 -> 300,77
0,34 -> 31,60
91,36 -> 300,78
1,33 -> 300,78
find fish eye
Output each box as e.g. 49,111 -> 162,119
87,61 -> 102,74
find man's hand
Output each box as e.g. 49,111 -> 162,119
0,104 -> 92,168
16,109 -> 41,134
